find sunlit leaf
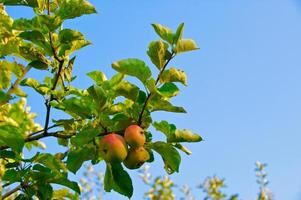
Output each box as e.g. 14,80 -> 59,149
112,58 -> 151,84
113,80 -> 139,101
153,120 -> 202,143
149,141 -> 181,174
172,129 -> 202,143
20,78 -> 49,95
151,23 -> 174,44
147,40 -> 169,69
35,153 -> 67,174
160,67 -> 187,86
174,39 -> 199,54
87,85 -> 108,111
56,0 -> 97,20
87,70 -> 107,85
1,0 -> 39,7
149,94 -> 186,113
173,23 -> 184,45
62,97 -> 93,118
0,125 -> 24,152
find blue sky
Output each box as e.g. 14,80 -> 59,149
6,0 -> 301,199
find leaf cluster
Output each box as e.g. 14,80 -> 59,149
0,0 -> 201,199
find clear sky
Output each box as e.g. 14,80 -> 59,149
6,0 -> 301,199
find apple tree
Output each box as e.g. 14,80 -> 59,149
0,0 -> 202,199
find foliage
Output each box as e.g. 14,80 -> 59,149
0,0 -> 201,199
200,176 -> 238,200
76,162 -> 273,200
255,161 -> 273,200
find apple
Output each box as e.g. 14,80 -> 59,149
124,125 -> 146,148
99,133 -> 128,163
123,146 -> 150,169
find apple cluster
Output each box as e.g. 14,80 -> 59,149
99,125 -> 150,169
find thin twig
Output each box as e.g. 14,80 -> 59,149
137,52 -> 175,126
0,129 -> 125,150
2,184 -> 22,199
43,0 -> 65,135
28,124 -> 61,137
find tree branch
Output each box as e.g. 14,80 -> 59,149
43,0 -> 65,135
2,184 -> 22,199
0,129 -> 125,150
137,52 -> 175,126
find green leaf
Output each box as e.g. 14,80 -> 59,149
0,63 -> 11,89
160,67 -> 187,86
37,15 -> 62,32
53,188 -> 79,199
151,23 -> 174,44
153,120 -> 176,139
104,163 -> 133,198
147,40 -> 169,69
173,23 -> 184,45
35,153 -> 67,174
87,70 -> 107,85
0,90 -> 6,102
14,87 -> 27,97
58,29 -> 85,43
19,30 -> 45,43
67,147 -> 95,173
0,125 -> 24,152
145,78 -> 157,93
56,0 -> 97,20
87,85 -> 108,111
171,129 -> 202,143
14,15 -> 62,33
174,143 -> 192,155
158,82 -> 180,98
50,177 -> 80,194
62,97 -> 93,118
20,78 -> 49,95
18,44 -> 49,64
102,73 -> 125,90
149,141 -> 181,174
36,184 -> 53,200
149,95 -> 186,113
2,169 -> 25,183
113,80 -> 139,101
57,138 -> 69,147
0,150 -> 21,160
28,60 -> 48,70
112,59 -> 151,84
57,29 -> 91,56
153,121 -> 202,143
18,30 -> 52,54
174,39 -> 199,54
59,39 -> 91,56
1,0 -> 39,7
111,113 -> 134,131
0,60 -> 24,79
70,128 -> 99,146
